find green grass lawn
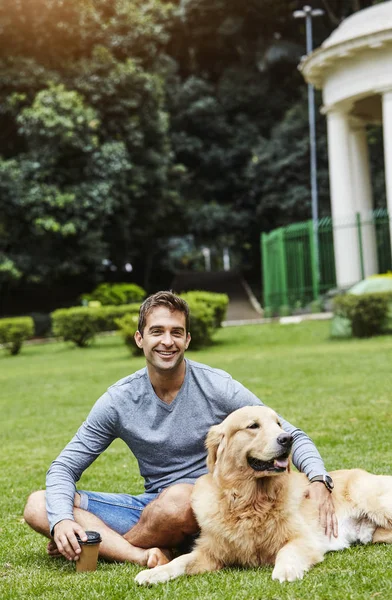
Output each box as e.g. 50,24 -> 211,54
1,321 -> 392,599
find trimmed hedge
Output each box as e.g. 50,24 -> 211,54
185,299 -> 215,349
51,307 -> 98,347
0,316 -> 34,355
51,304 -> 141,347
52,291 -> 229,350
81,283 -> 145,306
333,292 -> 392,338
115,313 -> 142,356
94,304 -> 141,332
180,291 -> 229,328
115,297 -> 217,353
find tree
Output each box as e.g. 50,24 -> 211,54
245,90 -> 330,228
0,0 -> 386,312
0,0 -> 182,293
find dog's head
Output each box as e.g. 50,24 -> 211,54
206,406 -> 292,480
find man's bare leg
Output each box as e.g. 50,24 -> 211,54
125,484 -> 199,548
23,490 -> 169,568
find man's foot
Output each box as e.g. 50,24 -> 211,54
145,548 -> 172,568
47,540 -> 63,558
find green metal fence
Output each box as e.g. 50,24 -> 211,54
261,209 -> 391,313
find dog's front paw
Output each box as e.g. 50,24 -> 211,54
272,559 -> 306,583
135,565 -> 171,586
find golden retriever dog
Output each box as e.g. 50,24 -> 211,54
135,405 -> 392,585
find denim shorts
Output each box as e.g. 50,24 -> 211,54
77,490 -> 159,535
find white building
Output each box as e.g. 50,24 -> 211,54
300,1 -> 392,287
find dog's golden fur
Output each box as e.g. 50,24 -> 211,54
136,406 -> 392,585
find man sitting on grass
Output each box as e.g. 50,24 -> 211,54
24,291 -> 337,568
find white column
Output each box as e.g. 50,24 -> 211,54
349,117 -> 378,277
382,90 -> 392,260
326,106 -> 362,287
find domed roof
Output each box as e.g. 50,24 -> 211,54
323,0 -> 392,49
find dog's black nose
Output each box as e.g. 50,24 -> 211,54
277,433 -> 292,448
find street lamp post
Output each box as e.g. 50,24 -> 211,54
293,5 -> 324,298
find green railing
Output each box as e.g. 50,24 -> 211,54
261,209 -> 391,313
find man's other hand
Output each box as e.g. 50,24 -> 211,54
306,482 -> 338,538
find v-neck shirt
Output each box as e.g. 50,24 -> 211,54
46,359 -> 328,533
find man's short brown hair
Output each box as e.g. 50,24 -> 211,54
138,291 -> 190,336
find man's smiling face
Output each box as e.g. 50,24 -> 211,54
134,306 -> 191,373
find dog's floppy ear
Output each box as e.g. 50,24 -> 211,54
206,424 -> 225,473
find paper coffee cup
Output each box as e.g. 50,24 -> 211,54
75,531 -> 102,572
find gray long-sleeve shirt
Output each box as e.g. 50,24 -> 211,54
46,359 -> 328,533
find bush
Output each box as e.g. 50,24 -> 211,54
51,307 -> 98,347
115,297 -> 217,352
185,299 -> 216,349
94,303 -> 141,332
81,283 -> 145,306
180,291 -> 229,328
333,292 -> 392,338
51,303 -> 142,347
0,317 -> 34,355
115,313 -> 142,356
53,292 -> 224,351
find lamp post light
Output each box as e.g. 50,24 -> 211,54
293,5 -> 324,297
201,246 -> 211,271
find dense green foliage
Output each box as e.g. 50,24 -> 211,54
0,0 -> 180,294
51,303 -> 142,346
0,0 -> 383,311
115,312 -> 143,356
94,303 -> 142,332
333,292 -> 392,338
184,299 -> 215,349
51,306 -> 98,347
81,283 -> 146,306
2,321 -> 392,598
51,290 -> 225,349
0,316 -> 34,354
180,291 -> 229,327
116,291 -> 227,352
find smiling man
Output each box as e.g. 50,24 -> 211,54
23,291 -> 337,568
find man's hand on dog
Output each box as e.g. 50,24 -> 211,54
306,482 -> 338,538
53,519 -> 88,561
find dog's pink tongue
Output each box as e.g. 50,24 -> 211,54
274,457 -> 289,469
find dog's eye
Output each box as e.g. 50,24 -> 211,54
247,422 -> 259,430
